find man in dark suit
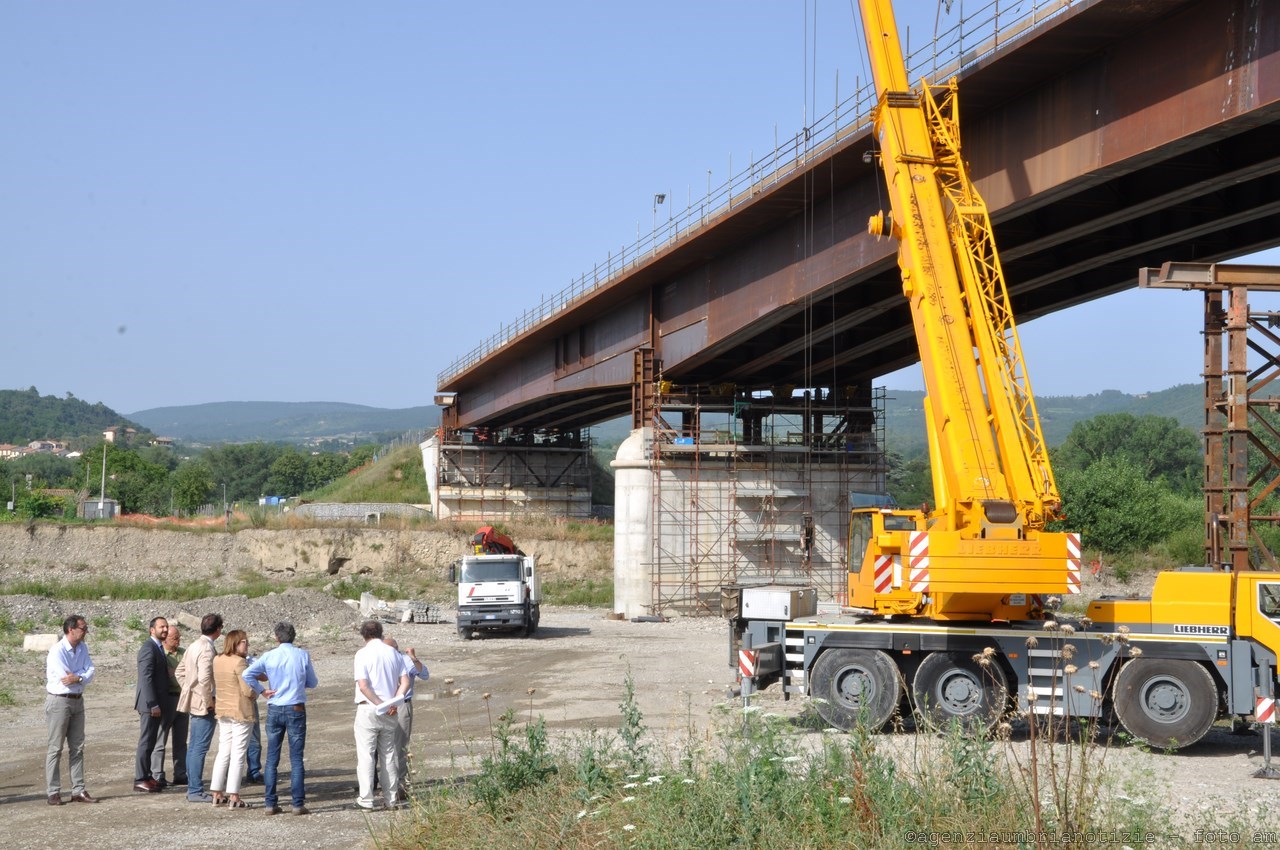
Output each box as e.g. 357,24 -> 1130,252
151,623 -> 187,787
134,616 -> 169,792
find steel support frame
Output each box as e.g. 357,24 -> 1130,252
1142,262 -> 1280,572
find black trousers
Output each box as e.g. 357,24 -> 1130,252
135,709 -> 162,782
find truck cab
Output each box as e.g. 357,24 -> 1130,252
452,552 -> 541,639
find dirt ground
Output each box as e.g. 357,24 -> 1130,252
4,599 -> 1280,850
0,604 -> 729,850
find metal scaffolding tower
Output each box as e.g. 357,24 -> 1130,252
1142,262 -> 1280,571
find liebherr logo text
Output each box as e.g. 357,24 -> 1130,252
1174,624 -> 1229,637
957,541 -> 1035,556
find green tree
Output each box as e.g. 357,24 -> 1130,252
1053,413 -> 1201,495
202,443 -> 287,502
80,442 -> 169,515
886,450 -> 933,510
348,444 -> 378,468
15,488 -> 71,519
304,452 -> 350,491
137,444 -> 179,474
1056,456 -> 1196,553
266,449 -> 308,497
5,453 -> 77,490
171,461 -> 214,516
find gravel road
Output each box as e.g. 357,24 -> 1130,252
0,597 -> 729,850
3,592 -> 1280,850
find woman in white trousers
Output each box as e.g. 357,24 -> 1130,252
210,630 -> 258,808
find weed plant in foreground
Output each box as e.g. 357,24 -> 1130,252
373,669 -> 1191,850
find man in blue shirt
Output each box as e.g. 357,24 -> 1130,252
242,621 -> 318,816
383,636 -> 427,799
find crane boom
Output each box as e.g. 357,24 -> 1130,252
849,0 -> 1078,620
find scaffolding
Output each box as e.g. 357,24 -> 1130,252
645,384 -> 888,616
1141,262 -> 1280,571
430,427 -> 593,521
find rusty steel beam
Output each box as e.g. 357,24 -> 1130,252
442,0 -> 1280,433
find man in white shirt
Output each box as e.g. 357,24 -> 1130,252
45,614 -> 97,806
352,620 -> 409,810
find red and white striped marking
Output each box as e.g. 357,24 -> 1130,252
909,531 -> 930,592
1258,697 -> 1276,724
738,649 -> 758,679
873,555 -> 893,593
1066,533 -> 1082,594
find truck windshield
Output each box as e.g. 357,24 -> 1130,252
461,558 -> 522,583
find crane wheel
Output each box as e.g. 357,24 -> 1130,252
809,648 -> 901,731
1112,659 -> 1217,750
912,650 -> 1008,733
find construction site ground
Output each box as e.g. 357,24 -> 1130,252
2,590 -> 1280,849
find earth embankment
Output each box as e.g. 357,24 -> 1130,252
0,523 -> 611,588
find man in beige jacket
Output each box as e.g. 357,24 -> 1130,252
176,612 -> 222,802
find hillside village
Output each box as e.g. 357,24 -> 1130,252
0,426 -> 175,461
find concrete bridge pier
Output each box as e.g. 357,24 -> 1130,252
612,385 -> 889,619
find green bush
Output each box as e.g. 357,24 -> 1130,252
1057,457 -> 1190,554
385,703 -> 1186,850
470,710 -> 558,817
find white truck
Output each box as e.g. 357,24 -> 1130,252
450,527 -> 541,639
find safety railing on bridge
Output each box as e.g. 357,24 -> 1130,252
438,0 -> 1075,387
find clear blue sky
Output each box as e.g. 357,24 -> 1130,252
3,2 -> 1276,414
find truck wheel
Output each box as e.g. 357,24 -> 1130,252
457,626 -> 473,641
912,651 -> 1008,733
809,648 -> 900,731
1112,659 -> 1217,749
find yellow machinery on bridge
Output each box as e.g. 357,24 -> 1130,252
849,0 -> 1077,621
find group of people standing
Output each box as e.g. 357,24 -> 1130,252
44,612 -> 427,813
46,611 -> 318,813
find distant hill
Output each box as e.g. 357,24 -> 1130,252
3,383 -> 1205,450
883,382 -> 1203,456
0,387 -> 146,444
128,401 -> 441,444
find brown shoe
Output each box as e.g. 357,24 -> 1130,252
70,792 -> 99,804
264,806 -> 283,816
292,805 -> 310,815
134,780 -> 160,793
47,794 -> 64,806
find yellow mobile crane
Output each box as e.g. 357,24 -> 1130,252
848,0 -> 1075,623
728,0 -> 1280,748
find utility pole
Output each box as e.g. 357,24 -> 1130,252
99,443 -> 107,516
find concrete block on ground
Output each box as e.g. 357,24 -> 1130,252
25,633 -> 59,652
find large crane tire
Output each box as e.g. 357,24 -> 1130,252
912,650 -> 1008,733
810,648 -> 901,731
1112,658 -> 1217,749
